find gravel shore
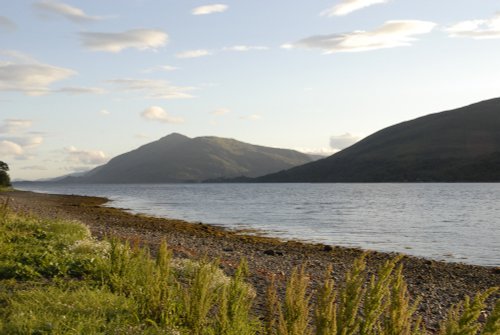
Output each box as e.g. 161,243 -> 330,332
1,189 -> 498,332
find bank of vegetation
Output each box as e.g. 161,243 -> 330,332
0,199 -> 498,334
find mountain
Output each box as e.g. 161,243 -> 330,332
256,98 -> 500,182
64,133 -> 316,183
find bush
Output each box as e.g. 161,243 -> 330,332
0,161 -> 11,187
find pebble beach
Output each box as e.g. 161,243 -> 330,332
1,189 -> 499,333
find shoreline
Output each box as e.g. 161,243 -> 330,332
1,189 -> 499,332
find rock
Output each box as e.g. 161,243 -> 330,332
264,249 -> 275,256
323,245 -> 333,252
263,249 -> 283,256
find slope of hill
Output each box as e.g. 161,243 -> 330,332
65,133 -> 315,183
256,98 -> 500,182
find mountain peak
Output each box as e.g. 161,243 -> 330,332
160,133 -> 190,141
257,97 -> 500,182
65,134 -> 315,183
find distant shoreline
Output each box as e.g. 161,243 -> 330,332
1,189 -> 499,332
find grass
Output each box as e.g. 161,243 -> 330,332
0,198 -> 498,334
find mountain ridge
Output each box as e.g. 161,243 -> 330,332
255,97 -> 500,182
61,133 -> 316,183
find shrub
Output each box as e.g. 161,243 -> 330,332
0,202 -> 498,335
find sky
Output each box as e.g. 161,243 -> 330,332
1,0 -> 500,180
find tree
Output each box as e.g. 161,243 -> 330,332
0,161 -> 11,187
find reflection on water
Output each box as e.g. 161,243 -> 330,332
17,183 -> 500,266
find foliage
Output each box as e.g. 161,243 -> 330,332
277,264 -> 312,335
439,287 -> 499,335
0,161 -> 10,187
0,202 -> 258,334
0,201 -> 498,334
266,255 -> 499,335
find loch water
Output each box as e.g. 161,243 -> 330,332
16,183 -> 500,267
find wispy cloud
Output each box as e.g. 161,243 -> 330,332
321,0 -> 389,17
100,109 -> 110,116
34,0 -> 103,23
20,165 -> 48,171
141,106 -> 184,124
108,78 -> 194,99
80,29 -> 168,53
223,45 -> 268,52
11,136 -> 44,148
56,86 -> 105,95
0,119 -> 33,134
135,133 -> 150,139
176,49 -> 212,59
330,133 -> 361,150
65,146 -> 108,165
0,50 -> 37,63
192,4 -> 228,15
446,13 -> 500,39
211,108 -> 231,116
240,114 -> 262,121
176,45 -> 268,58
0,16 -> 17,32
284,20 -> 436,53
0,51 -> 75,95
141,65 -> 178,73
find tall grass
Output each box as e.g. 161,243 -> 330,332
0,198 -> 498,334
266,255 -> 499,335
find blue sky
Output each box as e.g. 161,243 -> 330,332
1,0 -> 500,180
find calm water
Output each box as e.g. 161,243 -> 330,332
16,183 -> 500,266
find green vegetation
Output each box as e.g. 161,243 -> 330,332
0,161 -> 11,188
0,199 -> 498,334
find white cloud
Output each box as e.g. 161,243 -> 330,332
0,118 -> 44,161
211,108 -> 230,116
446,13 -> 500,39
34,0 -> 103,22
141,106 -> 184,124
0,119 -> 33,134
0,16 -> 17,32
321,0 -> 389,17
0,57 -> 76,95
223,45 -> 268,52
135,133 -> 150,139
56,86 -> 105,95
14,136 -> 44,149
20,165 -> 48,171
0,119 -> 44,159
109,78 -> 194,99
100,109 -> 110,115
0,50 -> 37,63
330,133 -> 361,150
176,49 -> 212,59
192,4 -> 228,15
296,147 -> 337,156
158,65 -> 178,71
287,20 -> 436,53
0,140 -> 24,157
141,65 -> 178,73
240,114 -> 262,121
80,29 -> 168,53
65,146 -> 108,165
